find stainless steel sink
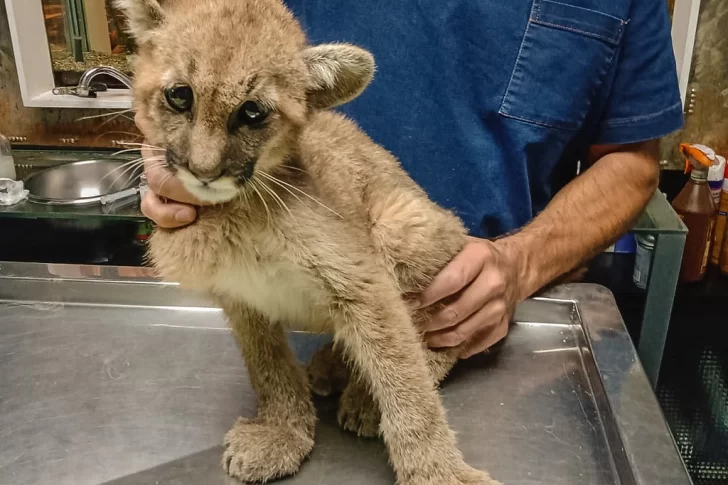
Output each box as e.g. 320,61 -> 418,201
24,159 -> 141,205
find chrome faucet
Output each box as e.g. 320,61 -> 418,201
53,66 -> 133,98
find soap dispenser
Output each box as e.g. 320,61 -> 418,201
0,133 -> 16,180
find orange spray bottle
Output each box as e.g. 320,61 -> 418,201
672,143 -> 718,282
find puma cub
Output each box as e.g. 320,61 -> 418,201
116,0 -> 500,483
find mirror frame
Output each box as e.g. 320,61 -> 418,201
4,0 -> 132,109
671,0 -> 702,105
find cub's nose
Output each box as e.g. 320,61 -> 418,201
189,166 -> 224,184
166,150 -> 224,183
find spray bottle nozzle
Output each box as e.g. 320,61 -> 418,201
680,143 -> 716,174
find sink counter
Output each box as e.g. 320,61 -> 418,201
0,261 -> 693,485
1,149 -> 145,221
0,196 -> 144,220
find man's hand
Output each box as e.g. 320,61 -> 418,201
412,236 -> 524,359
139,144 -> 203,228
413,140 -> 660,359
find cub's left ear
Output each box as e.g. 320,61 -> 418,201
301,43 -> 375,110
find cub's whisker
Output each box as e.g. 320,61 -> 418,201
257,178 -> 294,219
99,112 -> 135,128
114,141 -> 166,148
100,158 -> 145,183
100,156 -> 166,186
75,109 -> 135,122
249,179 -> 272,227
107,161 -> 148,189
111,148 -> 144,157
279,165 -> 307,174
113,142 -> 167,152
94,131 -> 144,143
241,187 -> 251,206
258,170 -> 342,219
257,172 -> 303,205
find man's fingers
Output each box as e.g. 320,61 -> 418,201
414,242 -> 488,309
139,138 -> 206,219
140,141 -> 202,206
141,191 -> 197,228
424,270 -> 506,333
425,299 -> 506,348
460,318 -> 509,358
144,158 -> 201,205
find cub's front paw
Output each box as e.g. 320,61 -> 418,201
222,417 -> 314,482
399,465 -> 502,485
337,383 -> 380,438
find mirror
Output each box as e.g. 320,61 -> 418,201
41,0 -> 135,88
661,0 -> 728,168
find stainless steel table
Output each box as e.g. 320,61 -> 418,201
0,262 -> 692,485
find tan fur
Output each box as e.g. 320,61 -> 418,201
116,0 -> 500,483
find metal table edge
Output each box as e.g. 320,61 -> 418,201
542,284 -> 693,485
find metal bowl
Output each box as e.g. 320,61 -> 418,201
24,159 -> 142,206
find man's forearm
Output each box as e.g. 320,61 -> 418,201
502,140 -> 661,300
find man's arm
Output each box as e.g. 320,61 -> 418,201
417,140 -> 660,357
508,140 -> 660,300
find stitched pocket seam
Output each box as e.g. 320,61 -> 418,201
540,0 -> 624,23
499,15 -> 535,124
499,110 -> 576,131
534,0 -> 626,45
530,18 -> 622,45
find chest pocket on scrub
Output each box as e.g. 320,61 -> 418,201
499,0 -> 626,131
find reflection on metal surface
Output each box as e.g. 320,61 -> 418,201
73,66 -> 134,97
0,262 -> 693,485
532,347 -> 580,354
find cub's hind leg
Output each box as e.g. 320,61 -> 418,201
308,304 -> 462,438
335,344 -> 461,438
307,340 -> 350,397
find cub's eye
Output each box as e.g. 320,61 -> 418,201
232,100 -> 269,130
164,85 -> 194,112
240,101 -> 268,125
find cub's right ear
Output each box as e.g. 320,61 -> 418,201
113,0 -> 165,44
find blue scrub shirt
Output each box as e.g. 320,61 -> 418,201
285,0 -> 684,237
